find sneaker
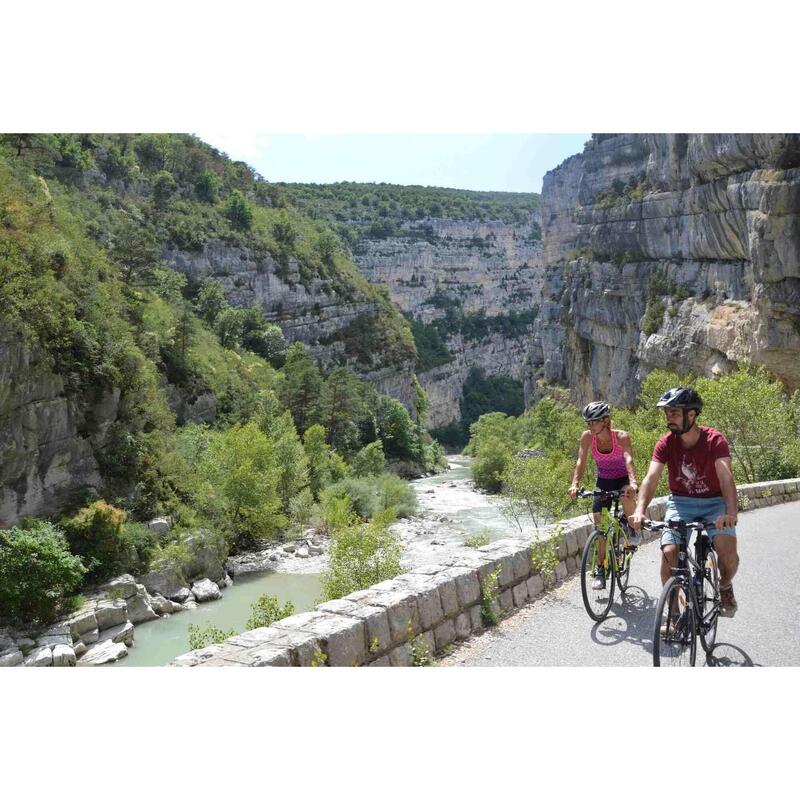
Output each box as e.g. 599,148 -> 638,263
720,585 -> 738,617
592,566 -> 606,590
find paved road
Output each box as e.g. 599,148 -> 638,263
442,501 -> 800,667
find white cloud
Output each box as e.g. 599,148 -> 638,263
193,132 -> 269,162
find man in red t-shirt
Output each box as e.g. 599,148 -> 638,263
630,387 -> 739,617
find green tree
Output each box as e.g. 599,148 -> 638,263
375,396 -> 416,460
0,522 -> 87,626
215,306 -> 245,349
195,171 -> 220,203
501,453 -> 574,531
195,278 -> 228,325
225,190 -> 253,231
280,342 -> 323,433
269,411 -> 310,514
109,220 -> 161,285
321,506 -> 403,601
303,424 -> 346,499
320,367 -> 366,456
152,170 -> 178,209
196,422 -> 286,549
350,440 -> 386,477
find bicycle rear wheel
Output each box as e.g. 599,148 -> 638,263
699,549 -> 720,653
653,577 -> 696,667
580,530 -> 616,622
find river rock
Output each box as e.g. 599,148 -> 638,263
73,642 -> 87,659
146,516 -> 172,535
67,609 -> 98,641
103,574 -> 138,600
169,600 -> 184,613
126,588 -> 158,623
95,599 -> 128,630
24,646 -> 53,667
150,594 -> 174,615
0,649 -> 24,667
295,547 -> 309,558
182,598 -> 198,610
221,573 -> 233,588
78,640 -> 128,665
308,545 -> 323,555
52,644 -> 77,667
170,587 -> 191,603
98,621 -> 135,647
282,543 -> 296,553
191,578 -> 222,603
79,628 -> 99,646
140,565 -> 187,601
37,623 -> 72,648
183,530 -> 226,584
14,637 -> 37,653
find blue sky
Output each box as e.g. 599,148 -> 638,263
194,133 -> 591,194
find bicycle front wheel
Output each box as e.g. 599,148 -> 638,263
580,530 -> 615,622
653,577 -> 696,667
699,549 -> 720,653
615,523 -> 632,593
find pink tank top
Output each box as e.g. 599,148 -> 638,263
592,430 -> 628,479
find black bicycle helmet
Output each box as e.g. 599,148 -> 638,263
582,401 -> 610,421
655,387 -> 703,414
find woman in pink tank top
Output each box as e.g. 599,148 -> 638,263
569,402 -> 639,586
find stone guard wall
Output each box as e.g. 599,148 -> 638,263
171,478 -> 800,667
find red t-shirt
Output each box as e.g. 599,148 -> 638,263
652,426 -> 731,498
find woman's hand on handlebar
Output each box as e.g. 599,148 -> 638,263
568,485 -> 579,500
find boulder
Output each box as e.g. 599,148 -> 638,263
67,609 -> 98,641
80,629 -> 100,646
24,646 -> 53,667
168,601 -> 184,613
14,637 -> 37,654
307,545 -> 323,555
102,574 -> 138,600
73,642 -> 87,659
221,573 -> 234,588
140,565 -> 187,601
52,644 -> 77,667
282,543 -> 296,553
98,621 -> 135,647
295,547 -> 309,558
78,640 -> 128,665
95,599 -> 128,630
183,530 -> 226,584
146,517 -> 171,535
0,649 -> 24,667
126,589 -> 158,624
182,598 -> 198,611
149,594 -> 174,615
191,578 -> 222,603
170,587 -> 191,603
36,623 -> 72,648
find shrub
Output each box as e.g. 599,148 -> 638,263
321,474 -> 416,521
60,501 -> 134,583
0,521 -> 87,625
246,594 -> 295,630
464,531 -> 490,548
224,190 -> 253,231
321,507 -> 402,601
188,623 -> 237,650
350,440 -> 386,478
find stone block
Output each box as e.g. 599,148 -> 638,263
469,605 -> 483,634
367,591 -> 420,644
98,621 -> 135,647
316,598 -> 359,615
557,537 -> 568,560
52,644 -> 77,667
526,574 -> 545,599
512,582 -> 529,608
388,643 -> 412,667
454,612 -> 471,640
511,548 -> 531,582
296,614 -> 367,666
565,531 -> 579,557
499,589 -> 514,614
566,556 -> 577,574
368,655 -> 391,667
433,618 -> 456,651
250,647 -> 293,666
170,644 -> 230,667
576,527 -> 590,549
416,584 -> 445,631
345,606 -> 391,657
409,564 -> 447,575
24,646 -> 53,667
554,562 -> 568,582
442,566 -> 481,608
95,599 -> 128,630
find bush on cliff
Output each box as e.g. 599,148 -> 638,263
60,500 -> 137,583
0,522 -> 87,625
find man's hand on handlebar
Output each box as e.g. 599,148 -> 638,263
628,510 -> 648,530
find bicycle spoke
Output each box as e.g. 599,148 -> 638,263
653,579 -> 696,667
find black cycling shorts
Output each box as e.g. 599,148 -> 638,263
593,476 -> 629,513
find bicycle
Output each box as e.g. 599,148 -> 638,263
578,488 -> 637,622
646,519 -> 721,667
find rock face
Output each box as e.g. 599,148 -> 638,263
351,216 -> 543,427
531,134 -> 800,404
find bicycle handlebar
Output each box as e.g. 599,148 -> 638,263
643,519 -> 711,533
576,487 -> 623,499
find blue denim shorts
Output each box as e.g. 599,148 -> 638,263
661,495 -> 736,547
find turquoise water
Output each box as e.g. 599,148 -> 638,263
110,572 -> 322,667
